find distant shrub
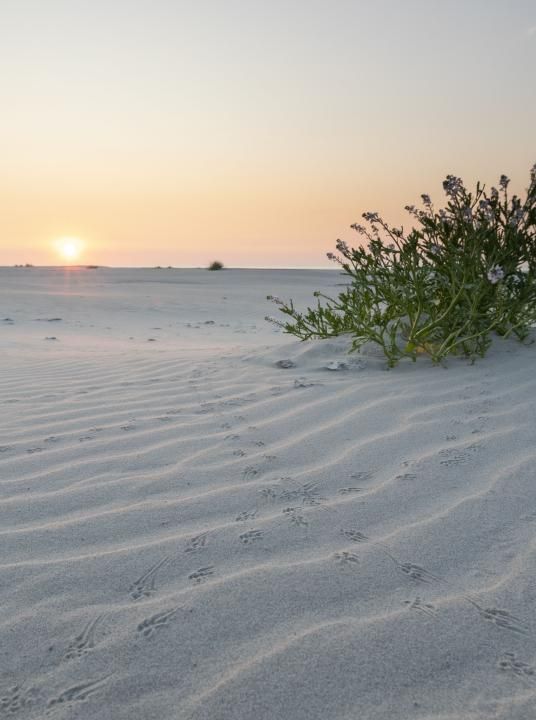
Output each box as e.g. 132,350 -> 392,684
267,164 -> 536,367
207,260 -> 224,271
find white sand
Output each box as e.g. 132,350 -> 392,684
1,266 -> 536,720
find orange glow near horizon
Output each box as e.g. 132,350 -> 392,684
0,3 -> 534,268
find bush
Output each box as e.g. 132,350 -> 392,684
267,164 -> 536,367
207,260 -> 224,271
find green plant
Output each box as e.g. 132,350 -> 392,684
267,164 -> 536,367
207,260 -> 224,271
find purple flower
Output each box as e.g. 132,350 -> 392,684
421,194 -> 432,207
405,204 -> 425,220
350,223 -> 366,234
487,266 -> 505,284
462,206 -> 473,222
478,199 -> 494,222
508,207 -> 524,227
335,239 -> 350,255
443,175 -> 464,199
362,211 -> 380,223
499,174 -> 510,190
327,251 -> 343,265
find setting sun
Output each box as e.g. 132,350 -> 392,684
55,237 -> 84,263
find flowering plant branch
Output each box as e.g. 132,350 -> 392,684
268,164 -> 536,367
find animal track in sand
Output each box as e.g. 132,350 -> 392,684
259,486 -> 279,501
396,562 -> 441,583
188,566 -> 215,584
63,614 -> 105,660
498,652 -> 535,681
465,598 -> 528,635
259,481 -> 326,512
26,447 -> 43,454
333,551 -> 360,567
196,404 -> 216,415
279,481 -> 326,507
0,445 -> 13,453
184,533 -> 209,553
337,487 -> 363,495
242,466 -> 260,480
395,473 -> 418,482
47,675 -> 111,708
239,529 -> 264,545
136,608 -> 178,638
129,557 -> 170,601
0,683 -> 41,714
439,451 -> 470,467
282,507 -> 308,527
403,596 -> 438,618
294,377 -> 317,388
380,549 -> 442,584
235,509 -> 257,522
350,471 -> 375,482
340,529 -> 369,543
439,443 -> 481,467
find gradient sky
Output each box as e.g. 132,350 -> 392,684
1,0 -> 535,267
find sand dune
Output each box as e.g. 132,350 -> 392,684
1,267 -> 535,719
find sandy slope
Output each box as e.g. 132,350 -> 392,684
1,267 -> 536,720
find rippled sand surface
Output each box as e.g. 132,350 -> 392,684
1,267 -> 535,719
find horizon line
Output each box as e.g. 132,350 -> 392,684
1,264 -> 337,271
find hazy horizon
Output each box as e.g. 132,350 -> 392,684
2,0 -> 535,267
1,263 -> 338,270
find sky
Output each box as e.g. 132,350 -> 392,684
1,0 -> 535,268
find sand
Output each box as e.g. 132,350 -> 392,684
1,266 -> 536,720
